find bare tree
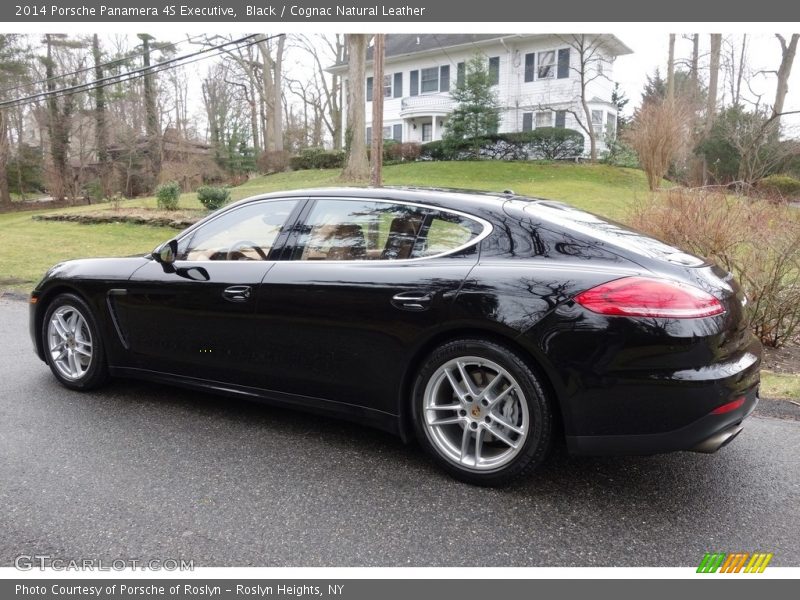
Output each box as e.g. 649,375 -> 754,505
92,34 -> 111,197
256,33 -> 285,152
771,34 -> 799,136
553,34 -> 617,162
667,34 -> 676,100
341,34 -> 369,182
292,34 -> 345,149
370,34 -> 385,187
627,97 -> 692,191
705,34 -> 722,135
0,34 -> 27,206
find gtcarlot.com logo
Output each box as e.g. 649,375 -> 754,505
697,552 -> 773,573
14,555 -> 194,571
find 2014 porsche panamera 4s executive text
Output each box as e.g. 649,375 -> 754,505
30,188 -> 761,485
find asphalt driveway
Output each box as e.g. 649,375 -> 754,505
1,296 -> 799,567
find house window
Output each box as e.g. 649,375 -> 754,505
421,67 -> 439,93
383,74 -> 392,98
524,53 -> 535,83
393,72 -> 403,98
382,126 -> 392,139
456,62 -> 465,87
592,110 -> 604,135
422,123 -> 433,142
488,56 -> 500,86
393,124 -> 402,142
555,110 -> 567,129
440,65 -> 450,92
557,48 -> 571,79
606,112 -> 617,138
537,51 -> 556,79
366,77 -> 373,102
522,112 -> 533,132
535,111 -> 552,129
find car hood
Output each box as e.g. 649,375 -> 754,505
36,256 -> 152,289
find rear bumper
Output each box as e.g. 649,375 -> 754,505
566,387 -> 758,456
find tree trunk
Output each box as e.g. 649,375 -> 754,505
0,110 -> 11,206
45,34 -> 69,201
92,34 -> 111,198
341,34 -> 370,182
706,34 -> 722,135
370,34 -> 385,187
139,34 -> 161,185
273,35 -> 285,152
667,34 -> 676,100
772,34 -> 799,138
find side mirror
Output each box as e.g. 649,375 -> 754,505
153,239 -> 178,265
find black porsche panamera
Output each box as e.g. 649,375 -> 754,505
30,187 -> 761,485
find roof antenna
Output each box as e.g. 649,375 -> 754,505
503,189 -> 515,196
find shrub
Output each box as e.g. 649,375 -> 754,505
289,148 -> 346,170
757,174 -> 800,200
626,97 -> 692,190
155,180 -> 181,211
629,188 -> 800,347
419,131 -> 584,161
257,150 -> 291,174
196,186 -> 231,211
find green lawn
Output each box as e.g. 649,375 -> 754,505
2,161 -> 798,399
1,162 -> 648,292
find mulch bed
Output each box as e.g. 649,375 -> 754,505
762,342 -> 800,374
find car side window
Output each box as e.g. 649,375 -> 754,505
292,199 -> 484,261
177,200 -> 298,261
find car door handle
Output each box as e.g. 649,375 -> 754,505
222,285 -> 252,302
391,291 -> 432,311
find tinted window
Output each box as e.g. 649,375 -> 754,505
178,200 -> 298,261
293,199 -> 483,261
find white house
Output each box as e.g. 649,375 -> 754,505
328,34 -> 633,154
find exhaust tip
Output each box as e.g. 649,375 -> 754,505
692,424 -> 744,454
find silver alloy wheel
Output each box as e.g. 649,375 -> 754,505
47,305 -> 93,381
422,356 -> 530,472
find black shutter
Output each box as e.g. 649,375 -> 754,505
366,77 -> 373,102
555,110 -> 566,128
393,72 -> 402,98
488,56 -> 500,85
522,113 -> 533,132
393,124 -> 402,142
410,70 -> 419,96
524,53 -> 535,82
557,49 -> 570,79
456,62 -> 465,87
366,126 -> 372,144
440,65 -> 450,92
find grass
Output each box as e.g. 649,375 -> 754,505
761,371 -> 800,401
1,162 -> 647,290
1,161 -> 798,399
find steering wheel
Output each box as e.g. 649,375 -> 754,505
225,240 -> 268,261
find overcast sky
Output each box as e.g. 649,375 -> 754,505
614,32 -> 800,133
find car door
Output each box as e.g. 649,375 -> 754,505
251,197 -> 488,414
112,198 -> 305,386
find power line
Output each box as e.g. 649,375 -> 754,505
0,33 -> 209,98
0,34 -> 280,111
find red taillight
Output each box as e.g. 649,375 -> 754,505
574,276 -> 725,319
711,396 -> 746,415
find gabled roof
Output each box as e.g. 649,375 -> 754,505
327,34 -> 633,73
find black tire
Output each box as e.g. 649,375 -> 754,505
41,293 -> 109,391
412,339 -> 553,486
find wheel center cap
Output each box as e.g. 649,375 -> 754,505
470,406 -> 481,419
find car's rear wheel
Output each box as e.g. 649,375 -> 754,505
42,293 -> 108,390
412,339 -> 553,486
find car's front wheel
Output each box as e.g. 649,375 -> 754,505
412,339 -> 553,486
42,293 -> 108,390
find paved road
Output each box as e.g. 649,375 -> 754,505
1,296 -> 799,567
